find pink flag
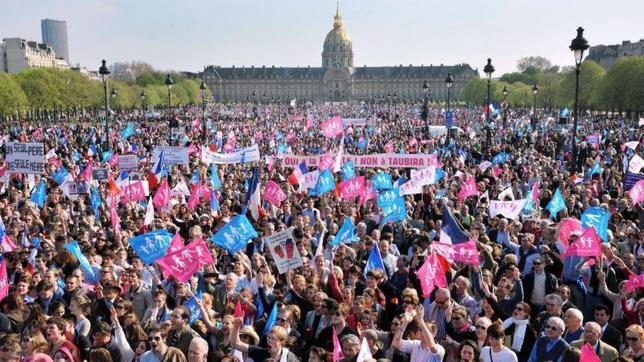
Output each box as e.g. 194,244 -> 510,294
306,116 -> 314,130
119,181 -> 146,204
263,180 -> 287,206
556,218 -> 582,247
320,116 -> 344,138
234,300 -> 244,318
531,181 -> 540,202
48,157 -> 61,169
187,144 -> 198,155
332,327 -> 344,361
629,179 -> 644,205
200,184 -> 212,201
358,180 -> 377,206
622,141 -> 639,152
319,155 -> 335,171
416,252 -> 448,298
156,239 -> 214,282
385,141 -> 394,153
167,233 -> 185,254
492,166 -> 504,177
82,160 -> 94,182
152,180 -> 171,209
108,154 -> 119,167
187,184 -> 201,209
1,235 -> 17,253
453,239 -> 480,265
457,177 -> 479,202
339,176 -> 365,199
580,343 -> 601,362
267,156 -> 275,171
563,227 -> 602,257
110,198 -> 121,236
0,258 -> 8,302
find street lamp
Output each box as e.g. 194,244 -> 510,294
501,85 -> 509,128
165,74 -> 174,144
200,80 -> 207,141
445,72 -> 453,142
252,91 -> 257,105
140,90 -> 146,120
111,89 -> 117,114
483,58 -> 495,153
99,59 -> 110,150
421,81 -> 430,138
531,84 -> 539,128
569,26 -> 589,173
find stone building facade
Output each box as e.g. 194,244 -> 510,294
199,7 -> 477,103
0,38 -> 69,74
586,39 -> 644,70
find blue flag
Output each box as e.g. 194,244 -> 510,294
585,162 -> 602,180
30,180 -> 47,208
210,215 -> 258,255
358,138 -> 368,150
184,291 -> 203,325
546,188 -> 566,219
65,241 -> 99,284
72,150 -> 81,162
377,189 -> 400,209
53,167 -> 70,185
210,191 -> 220,212
341,161 -> 356,180
330,217 -> 358,247
435,168 -> 445,183
190,171 -> 201,185
263,302 -> 279,336
371,172 -> 393,190
492,152 -> 509,165
560,107 -> 570,118
128,230 -> 174,264
581,207 -> 610,242
441,206 -> 470,244
120,123 -> 135,139
381,198 -> 407,224
102,150 -> 113,162
309,169 -> 335,196
364,243 -> 385,276
277,143 -> 288,154
210,164 -> 221,190
254,295 -> 265,319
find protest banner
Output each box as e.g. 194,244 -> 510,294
264,228 -> 303,274
118,155 -> 139,171
279,153 -> 440,169
489,199 -> 527,220
152,146 -> 189,166
5,142 -> 45,174
201,144 -> 261,165
92,168 -> 108,180
119,181 -> 147,204
156,239 -> 214,282
67,181 -> 89,195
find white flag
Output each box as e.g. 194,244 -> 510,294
629,154 -> 644,173
489,199 -> 527,220
356,337 -> 373,362
171,179 -> 191,196
144,197 -> 155,226
333,136 -> 345,173
498,187 -> 515,201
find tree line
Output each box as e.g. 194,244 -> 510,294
0,61 -> 212,117
459,56 -> 644,116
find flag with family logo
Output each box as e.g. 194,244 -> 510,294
184,291 -> 203,325
416,251 -> 448,297
341,161 -> 356,180
210,215 -> 258,254
156,239 -> 214,282
563,227 -> 602,257
580,207 -> 610,242
546,188 -> 566,218
121,123 -> 135,139
629,179 -> 644,204
381,198 -> 407,224
129,230 -> 174,264
364,243 -> 385,276
330,217 -> 358,247
90,187 -> 102,215
320,116 -> 343,138
457,177 -> 479,202
338,176 -> 365,199
371,172 -> 393,190
65,241 -> 99,284
30,179 -> 47,208
53,167 -> 71,185
309,169 -> 335,196
377,189 -> 400,209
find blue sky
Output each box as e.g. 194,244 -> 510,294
1,0 -> 643,76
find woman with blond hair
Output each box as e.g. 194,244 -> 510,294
21,330 -> 53,362
69,295 -> 91,337
623,324 -> 644,360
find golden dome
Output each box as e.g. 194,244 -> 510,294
323,4 -> 352,49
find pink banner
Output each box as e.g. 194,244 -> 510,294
119,181 -> 146,204
629,179 -> 644,204
624,273 -> 644,293
280,153 -> 441,169
187,184 -> 201,209
168,233 -> 185,254
263,180 -> 287,206
156,239 -> 214,282
0,259 -> 8,302
563,227 -> 602,257
453,239 -> 479,265
321,116 -> 343,138
358,180 -> 377,206
458,177 -> 479,202
338,176 -> 365,199
556,218 -> 582,247
152,179 -> 171,209
416,252 -> 447,298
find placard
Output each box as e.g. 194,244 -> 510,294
5,142 -> 45,174
279,153 -> 440,169
118,155 -> 139,171
264,228 -> 303,274
152,146 -> 190,166
92,168 -> 108,180
67,181 -> 89,195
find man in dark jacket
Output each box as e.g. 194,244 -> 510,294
523,256 -> 558,316
90,321 -> 123,362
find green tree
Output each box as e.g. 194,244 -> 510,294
0,74 -> 29,116
517,56 -> 553,74
556,60 -> 605,110
460,78 -> 488,105
596,56 -> 644,114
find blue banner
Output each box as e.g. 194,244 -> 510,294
371,172 -> 393,190
581,207 -> 610,242
377,189 -> 400,209
364,243 -> 385,276
30,180 -> 47,208
341,161 -> 356,180
330,217 -> 358,247
546,188 -> 566,219
210,215 -> 258,255
65,241 -> 99,285
128,230 -> 174,264
184,291 -> 203,325
53,167 -> 70,185
309,169 -> 335,196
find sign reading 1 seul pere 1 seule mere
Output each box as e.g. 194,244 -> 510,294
5,142 -> 45,174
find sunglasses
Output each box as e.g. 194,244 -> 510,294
514,307 -> 524,312
392,322 -> 401,326
436,299 -> 448,305
545,325 -> 559,331
402,300 -> 414,305
333,312 -> 343,317
546,303 -> 557,307
627,336 -> 639,342
452,316 -> 462,321
114,305 -> 124,309
150,336 -> 162,342
277,318 -> 289,323
475,325 -> 487,330
21,337 -> 32,343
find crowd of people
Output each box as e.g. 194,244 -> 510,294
0,100 -> 642,362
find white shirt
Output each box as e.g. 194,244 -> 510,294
399,340 -> 445,362
140,351 -> 161,362
530,272 -> 546,305
480,346 -> 518,362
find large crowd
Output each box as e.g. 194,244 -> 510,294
0,100 -> 642,362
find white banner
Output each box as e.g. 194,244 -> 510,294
489,199 -> 527,220
400,167 -> 436,195
6,142 -> 45,174
152,147 -> 189,166
264,228 -> 303,274
300,170 -> 320,190
118,155 -> 139,171
201,144 -> 261,165
279,153 -> 440,169
629,154 -> 644,173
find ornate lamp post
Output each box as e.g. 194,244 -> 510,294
200,80 -> 207,141
140,90 -> 146,120
421,81 -> 430,138
569,27 -> 589,173
483,58 -> 495,153
165,74 -> 174,144
531,84 -> 539,128
502,85 -> 509,128
99,60 -> 110,149
445,72 -> 453,142
111,89 -> 117,113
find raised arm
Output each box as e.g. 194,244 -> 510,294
415,305 -> 437,352
229,317 -> 250,354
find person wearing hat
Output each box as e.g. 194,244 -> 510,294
230,318 -> 300,362
522,253 -> 558,319
94,281 -> 124,326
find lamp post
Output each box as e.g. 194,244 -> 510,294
99,60 -> 110,150
531,84 -> 539,128
502,85 -> 509,128
569,27 -> 589,173
252,91 -> 257,105
140,90 -> 146,121
111,89 -> 117,118
421,81 -> 430,138
445,72 -> 453,142
165,74 -> 174,144
483,58 -> 495,153
200,80 -> 207,141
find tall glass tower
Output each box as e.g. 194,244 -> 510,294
41,19 -> 69,63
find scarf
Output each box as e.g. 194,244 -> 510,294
502,317 -> 529,352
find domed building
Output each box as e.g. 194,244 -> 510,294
199,6 -> 477,103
